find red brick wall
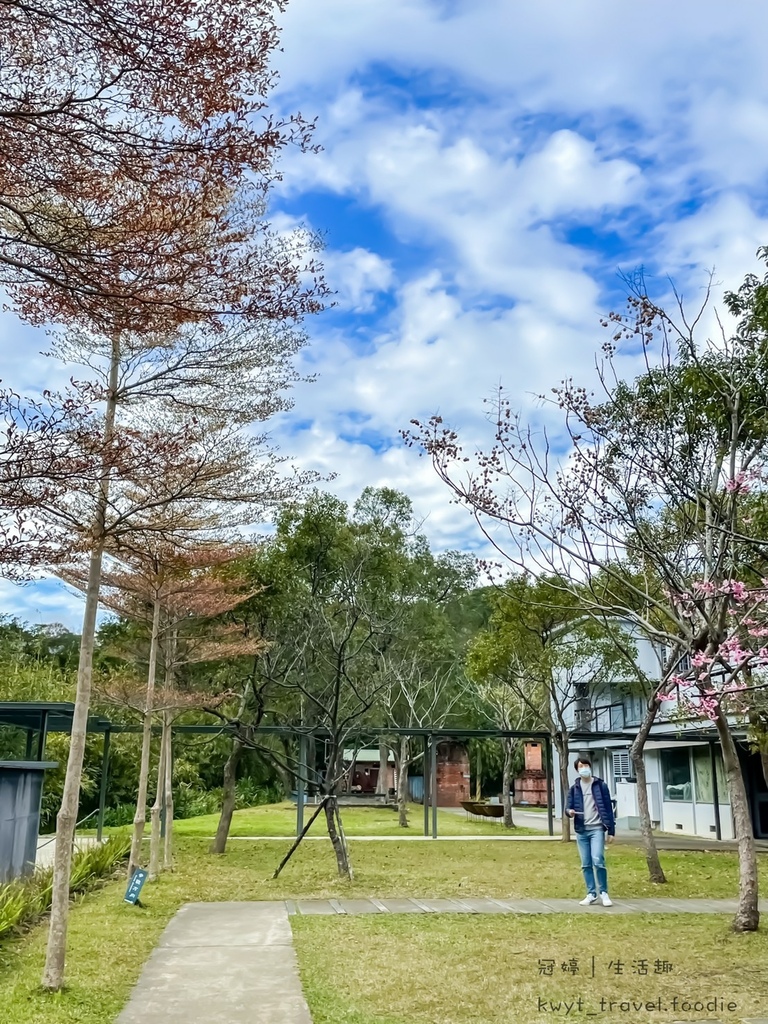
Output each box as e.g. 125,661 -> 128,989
524,742 -> 543,771
436,742 -> 470,807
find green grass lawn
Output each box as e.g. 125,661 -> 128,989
293,914 -> 768,1024
171,801 -> 541,837
0,825 -> 763,1024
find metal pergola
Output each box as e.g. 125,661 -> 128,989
284,727 -> 557,838
0,702 -> 115,839
0,701 -> 738,842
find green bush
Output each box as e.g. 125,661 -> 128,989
0,832 -> 131,943
100,802 -> 138,828
235,778 -> 282,809
97,779 -> 283,828
173,786 -> 221,820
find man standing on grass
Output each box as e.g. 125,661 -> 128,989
565,756 -> 615,907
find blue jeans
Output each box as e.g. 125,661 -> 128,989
576,827 -> 608,895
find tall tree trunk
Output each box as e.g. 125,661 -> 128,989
324,795 -> 352,878
715,708 -> 759,931
277,736 -> 294,798
149,720 -> 168,881
376,741 -> 389,798
42,334 -> 120,992
474,744 -> 482,800
162,711 -> 174,871
502,738 -> 515,829
334,800 -> 353,880
211,674 -> 252,854
397,737 -> 409,827
128,597 -> 162,878
630,702 -> 666,884
210,736 -> 243,855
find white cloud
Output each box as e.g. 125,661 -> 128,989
322,247 -> 394,312
6,0 -> 768,622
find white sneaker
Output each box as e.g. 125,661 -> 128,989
579,893 -> 598,905
600,892 -> 613,907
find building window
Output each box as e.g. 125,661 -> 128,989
677,652 -> 692,674
661,748 -> 692,801
663,647 -> 692,674
692,747 -> 729,804
623,694 -> 645,727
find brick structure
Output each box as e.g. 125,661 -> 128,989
514,741 -> 550,806
435,741 -> 470,807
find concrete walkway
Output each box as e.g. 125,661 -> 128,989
284,895 -> 768,915
118,899 -> 768,1024
117,902 -> 312,1024
34,834 -> 103,869
458,807 -> 768,853
221,833 -> 561,841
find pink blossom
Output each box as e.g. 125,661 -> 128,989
726,472 -> 750,493
693,581 -> 716,595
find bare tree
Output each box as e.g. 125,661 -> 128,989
380,655 -> 466,828
96,677 -> 234,877
470,682 -> 528,829
408,268 -> 768,930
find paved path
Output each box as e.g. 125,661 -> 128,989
284,895 -> 768,915
221,833 -> 561,841
34,835 -> 103,869
454,807 -> 768,852
117,902 -> 312,1024
216,829 -> 768,851
118,899 -> 768,1024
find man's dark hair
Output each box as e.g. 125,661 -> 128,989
574,755 -> 592,770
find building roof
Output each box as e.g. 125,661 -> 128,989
0,702 -> 113,734
342,748 -> 395,763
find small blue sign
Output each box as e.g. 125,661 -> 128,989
124,868 -> 148,905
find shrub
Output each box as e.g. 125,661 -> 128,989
0,832 -> 131,943
100,802 -> 138,828
173,786 -> 222,820
235,778 -> 282,809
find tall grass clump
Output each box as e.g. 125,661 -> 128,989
0,833 -> 130,942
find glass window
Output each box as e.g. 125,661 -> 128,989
661,748 -> 692,802
692,746 -> 729,804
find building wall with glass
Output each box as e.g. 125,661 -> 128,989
553,740 -> 735,840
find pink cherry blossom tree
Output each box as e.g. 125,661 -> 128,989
407,262 -> 768,931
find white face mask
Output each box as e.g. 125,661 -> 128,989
578,767 -> 592,779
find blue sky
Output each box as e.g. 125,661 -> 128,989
5,0 -> 768,628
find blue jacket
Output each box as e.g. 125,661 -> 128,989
566,776 -> 615,836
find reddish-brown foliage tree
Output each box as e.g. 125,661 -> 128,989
0,0 -> 325,331
61,516 -> 269,877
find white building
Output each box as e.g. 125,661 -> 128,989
551,629 -> 768,841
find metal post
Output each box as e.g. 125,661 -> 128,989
36,710 -> 49,761
710,740 -> 722,841
97,729 -> 111,841
296,733 -> 307,838
25,729 -> 33,759
545,736 -> 554,837
423,735 -> 430,837
431,735 -> 438,839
